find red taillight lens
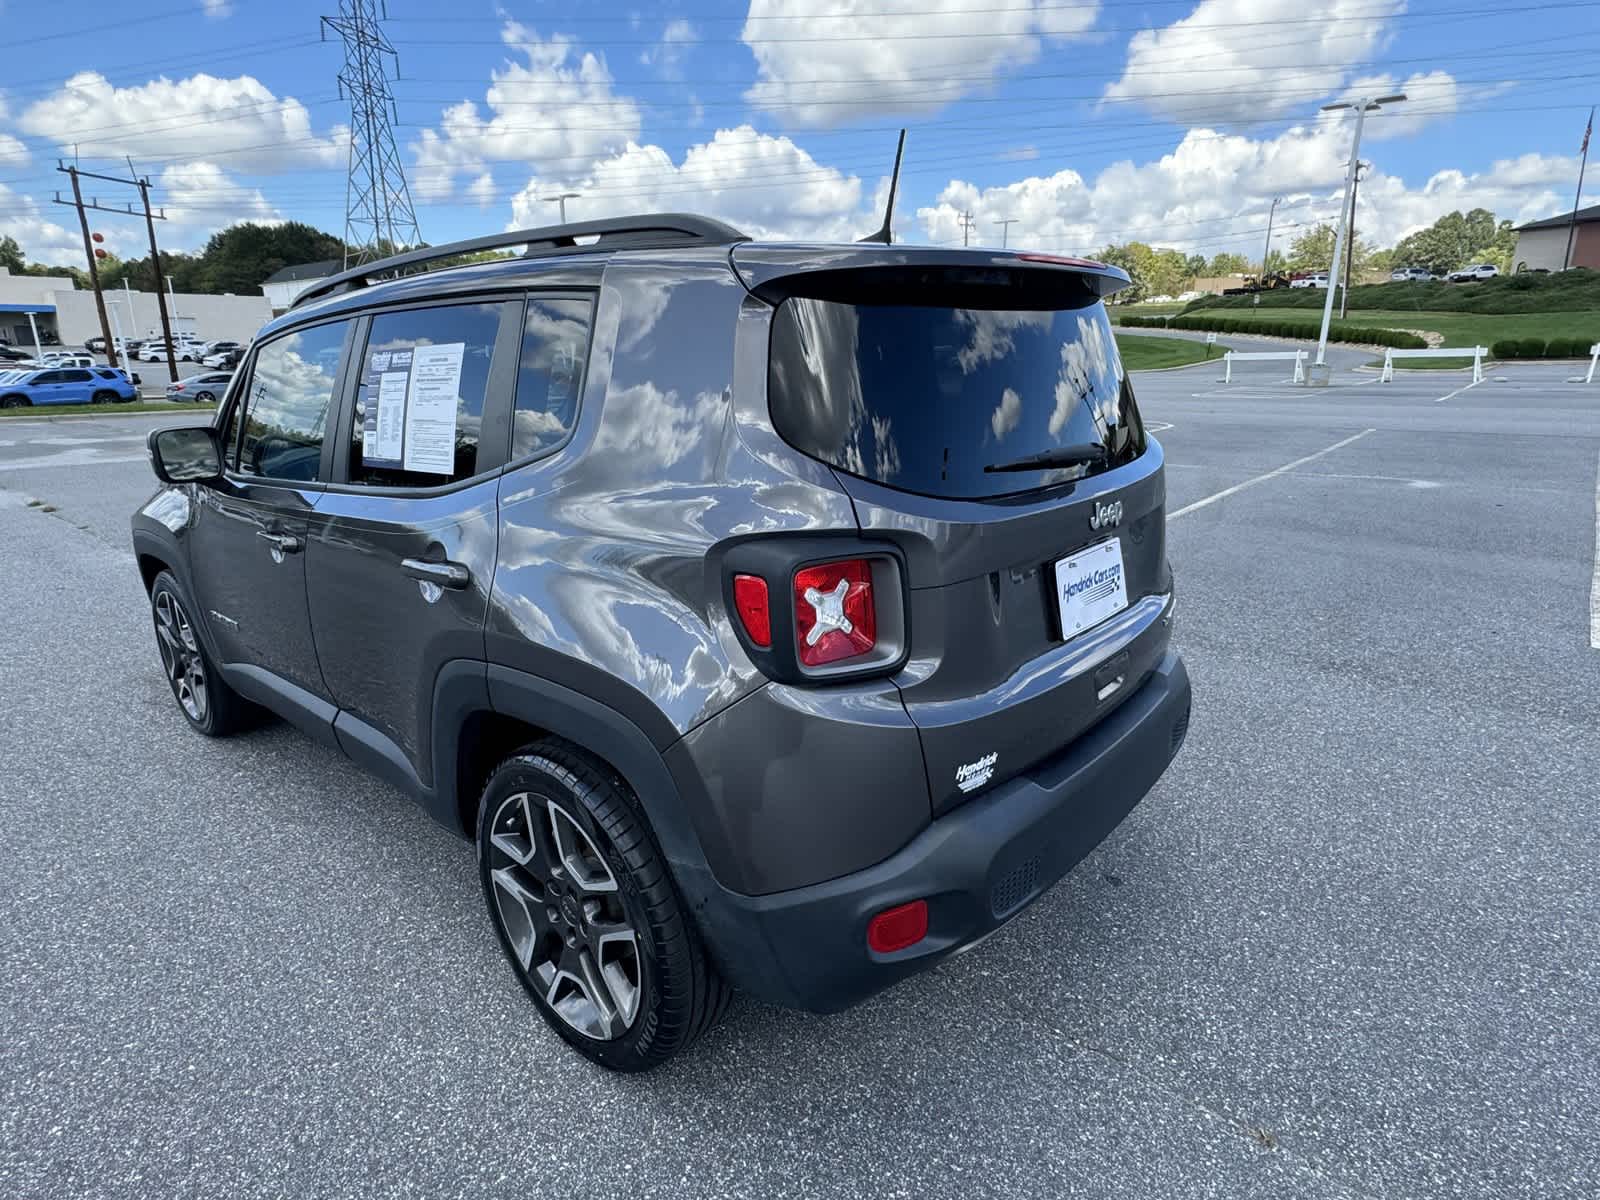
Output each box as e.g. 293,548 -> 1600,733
867,900 -> 928,954
732,573 -> 771,648
793,559 -> 876,667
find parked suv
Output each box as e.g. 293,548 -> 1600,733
133,215 -> 1191,1071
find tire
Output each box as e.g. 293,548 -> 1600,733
477,738 -> 731,1072
149,570 -> 254,736
194,391 -> 215,404
0,394 -> 29,409
91,390 -> 118,405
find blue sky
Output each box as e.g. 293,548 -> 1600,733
2,0 -> 1595,267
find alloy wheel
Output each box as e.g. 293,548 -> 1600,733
153,589 -> 208,724
486,791 -> 643,1040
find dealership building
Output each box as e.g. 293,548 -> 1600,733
1511,203 -> 1600,272
0,268 -> 273,349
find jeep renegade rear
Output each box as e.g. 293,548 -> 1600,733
134,215 -> 1191,1071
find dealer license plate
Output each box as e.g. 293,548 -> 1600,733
1054,538 -> 1129,638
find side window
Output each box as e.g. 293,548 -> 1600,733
32,371 -> 63,384
61,369 -> 93,383
513,297 -> 593,459
347,301 -> 506,488
237,320 -> 349,482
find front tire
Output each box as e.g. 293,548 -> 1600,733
0,394 -> 29,408
477,738 -> 730,1071
149,570 -> 253,736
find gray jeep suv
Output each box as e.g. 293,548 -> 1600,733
134,215 -> 1191,1071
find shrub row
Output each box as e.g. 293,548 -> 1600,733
1119,312 -> 1426,349
1184,268 -> 1600,316
1490,336 -> 1600,359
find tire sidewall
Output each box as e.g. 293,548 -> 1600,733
476,752 -> 671,1071
150,570 -> 222,736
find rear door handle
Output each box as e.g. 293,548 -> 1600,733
400,558 -> 471,589
255,530 -> 302,555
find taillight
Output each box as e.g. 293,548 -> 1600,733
794,559 -> 876,667
867,900 -> 928,953
731,573 -> 771,648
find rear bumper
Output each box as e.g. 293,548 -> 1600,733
695,650 -> 1192,1012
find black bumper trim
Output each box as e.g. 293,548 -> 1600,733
693,650 -> 1192,1012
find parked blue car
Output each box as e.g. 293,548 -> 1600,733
0,366 -> 139,408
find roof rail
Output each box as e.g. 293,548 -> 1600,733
291,213 -> 749,309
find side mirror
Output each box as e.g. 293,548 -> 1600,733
148,426 -> 223,484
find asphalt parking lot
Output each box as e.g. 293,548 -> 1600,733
2,352 -> 1598,1199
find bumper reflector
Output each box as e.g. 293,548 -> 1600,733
867,899 -> 928,954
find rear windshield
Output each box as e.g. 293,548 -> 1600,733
768,298 -> 1145,499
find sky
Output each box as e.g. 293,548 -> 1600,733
1,0 -> 1596,270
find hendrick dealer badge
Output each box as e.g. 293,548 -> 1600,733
1054,538 -> 1129,637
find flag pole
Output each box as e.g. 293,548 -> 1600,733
1564,106 -> 1593,270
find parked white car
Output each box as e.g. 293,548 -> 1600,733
1390,266 -> 1433,281
1289,272 -> 1330,289
1448,263 -> 1499,282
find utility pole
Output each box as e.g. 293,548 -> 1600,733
994,218 -> 1018,248
1259,196 -> 1281,286
1314,93 -> 1405,369
541,192 -> 579,223
1565,107 -> 1593,270
1340,162 -> 1369,319
136,176 -> 179,383
958,210 -> 976,247
57,166 -> 119,369
322,1 -> 423,266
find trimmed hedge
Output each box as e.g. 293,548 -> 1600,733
1118,312 -> 1426,349
1183,268 -> 1600,315
1491,335 -> 1599,359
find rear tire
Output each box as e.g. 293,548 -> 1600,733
149,570 -> 254,736
477,738 -> 731,1072
194,390 -> 215,404
91,390 -> 118,405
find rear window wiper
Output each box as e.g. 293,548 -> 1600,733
983,443 -> 1107,474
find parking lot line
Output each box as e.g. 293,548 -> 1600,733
1433,380 -> 1483,403
1168,428 -> 1377,520
1591,449 -> 1600,651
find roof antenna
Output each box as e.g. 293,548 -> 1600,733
858,129 -> 906,245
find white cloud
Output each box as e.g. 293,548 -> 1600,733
640,20 -> 697,78
17,72 -> 343,173
742,0 -> 1099,127
203,0 -> 232,16
509,125 -> 870,241
156,161 -> 278,228
411,21 -> 642,202
0,184 -> 107,267
0,133 -> 26,167
916,122 -> 1594,257
1104,0 -> 1405,123
991,387 -> 1022,439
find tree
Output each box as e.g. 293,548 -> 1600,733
0,235 -> 24,274
193,221 -> 345,295
1391,208 -> 1518,274
1286,223 -> 1371,275
1206,252 -> 1250,275
1184,254 -> 1207,278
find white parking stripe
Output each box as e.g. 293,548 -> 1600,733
1591,449 -> 1600,650
0,452 -> 149,471
1434,380 -> 1483,403
1168,428 -> 1377,520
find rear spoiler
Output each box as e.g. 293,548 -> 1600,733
729,245 -> 1131,304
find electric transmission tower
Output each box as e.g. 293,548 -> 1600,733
321,0 -> 421,267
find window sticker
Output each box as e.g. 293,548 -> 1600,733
360,346 -> 412,469
402,342 -> 466,475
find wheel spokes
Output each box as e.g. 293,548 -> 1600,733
548,801 -> 618,894
490,867 -> 550,970
489,791 -> 545,872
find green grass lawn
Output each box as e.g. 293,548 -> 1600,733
1115,333 -> 1224,371
0,400 -> 214,418
1193,308 -> 1600,353
1111,301 -> 1189,319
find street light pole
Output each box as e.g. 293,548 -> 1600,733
1315,94 -> 1404,368
541,192 -> 580,223
994,218 -> 1018,247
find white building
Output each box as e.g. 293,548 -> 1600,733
261,260 -> 340,313
0,267 -> 273,348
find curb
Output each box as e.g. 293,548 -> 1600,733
0,405 -> 213,423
